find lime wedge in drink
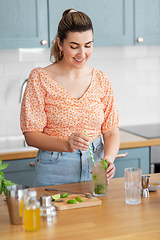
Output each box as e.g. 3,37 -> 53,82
52,194 -> 61,201
101,159 -> 108,170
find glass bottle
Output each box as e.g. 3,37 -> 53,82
24,190 -> 41,231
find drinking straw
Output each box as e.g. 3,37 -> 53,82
84,130 -> 95,164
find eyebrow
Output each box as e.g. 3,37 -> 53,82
70,41 -> 93,45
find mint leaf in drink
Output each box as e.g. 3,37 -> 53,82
101,159 -> 108,170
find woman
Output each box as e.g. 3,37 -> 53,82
20,9 -> 120,187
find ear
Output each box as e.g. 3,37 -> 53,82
57,37 -> 63,51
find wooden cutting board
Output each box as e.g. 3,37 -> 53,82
52,193 -> 102,210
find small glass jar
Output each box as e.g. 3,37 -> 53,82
40,195 -> 57,221
24,190 -> 41,231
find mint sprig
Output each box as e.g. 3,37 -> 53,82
0,159 -> 16,196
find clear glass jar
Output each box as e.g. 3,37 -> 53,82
24,190 -> 41,231
40,194 -> 57,221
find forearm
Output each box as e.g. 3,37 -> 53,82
103,127 -> 120,163
24,131 -> 69,152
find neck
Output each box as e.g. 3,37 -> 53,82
56,59 -> 89,79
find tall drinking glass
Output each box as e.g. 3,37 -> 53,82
92,161 -> 107,197
124,167 -> 142,205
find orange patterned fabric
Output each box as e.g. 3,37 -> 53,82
20,67 -> 119,141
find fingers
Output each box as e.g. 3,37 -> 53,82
106,161 -> 116,184
68,132 -> 89,151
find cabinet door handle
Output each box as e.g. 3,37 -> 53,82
137,37 -> 144,43
116,152 -> 128,158
30,162 -> 35,166
41,39 -> 48,45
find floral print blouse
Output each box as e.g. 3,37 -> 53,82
20,67 -> 119,142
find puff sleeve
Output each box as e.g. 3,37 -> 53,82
20,68 -> 47,133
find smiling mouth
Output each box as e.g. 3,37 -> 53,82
74,58 -> 85,63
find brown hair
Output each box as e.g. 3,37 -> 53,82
50,9 -> 93,63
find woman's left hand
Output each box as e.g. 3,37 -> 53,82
106,160 -> 116,184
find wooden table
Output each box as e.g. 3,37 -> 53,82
0,174 -> 160,240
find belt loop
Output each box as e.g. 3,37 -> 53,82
93,141 -> 97,153
92,135 -> 101,153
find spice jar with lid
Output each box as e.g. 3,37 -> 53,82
40,194 -> 57,221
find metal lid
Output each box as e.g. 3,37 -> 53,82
40,194 -> 52,207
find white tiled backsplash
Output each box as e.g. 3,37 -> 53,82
0,45 -> 160,137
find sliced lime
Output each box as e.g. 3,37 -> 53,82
101,159 -> 108,170
76,197 -> 83,202
61,193 -> 68,198
67,199 -> 78,204
52,194 -> 60,201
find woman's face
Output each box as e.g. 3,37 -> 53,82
58,30 -> 93,69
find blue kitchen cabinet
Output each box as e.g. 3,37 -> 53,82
0,0 -> 48,49
1,0 -> 160,48
1,147 -> 150,185
135,0 -> 160,45
2,158 -> 35,188
114,147 -> 150,178
48,0 -> 134,46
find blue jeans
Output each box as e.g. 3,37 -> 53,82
34,135 -> 104,187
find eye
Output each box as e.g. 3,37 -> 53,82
70,46 -> 77,49
85,45 -> 91,48
85,42 -> 93,48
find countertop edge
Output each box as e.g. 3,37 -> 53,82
120,138 -> 160,149
1,150 -> 38,161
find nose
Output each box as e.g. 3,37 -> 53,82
77,47 -> 85,58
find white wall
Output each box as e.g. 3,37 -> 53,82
0,45 -> 160,137
88,45 -> 160,127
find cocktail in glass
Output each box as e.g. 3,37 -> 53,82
92,161 -> 107,197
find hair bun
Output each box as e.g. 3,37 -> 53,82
62,8 -> 77,17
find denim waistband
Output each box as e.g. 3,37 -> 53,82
35,135 -> 104,186
91,135 -> 102,146
37,135 -> 103,157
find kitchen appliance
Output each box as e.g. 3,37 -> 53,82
121,124 -> 160,139
121,124 -> 160,173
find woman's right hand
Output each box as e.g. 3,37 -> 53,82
68,132 -> 89,152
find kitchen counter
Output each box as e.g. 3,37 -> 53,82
119,130 -> 160,149
1,130 -> 160,161
0,147 -> 38,161
0,173 -> 160,240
